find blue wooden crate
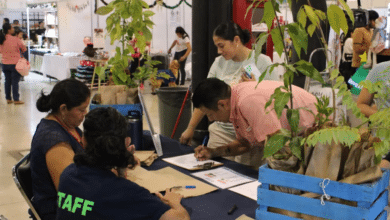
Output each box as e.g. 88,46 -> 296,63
256,164 -> 390,220
89,101 -> 143,117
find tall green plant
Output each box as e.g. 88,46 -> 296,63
96,0 -> 161,88
248,0 -> 390,162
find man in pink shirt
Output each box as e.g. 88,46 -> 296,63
193,78 -> 317,169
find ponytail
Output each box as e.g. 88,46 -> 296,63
175,26 -> 189,39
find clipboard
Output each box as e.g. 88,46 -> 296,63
162,153 -> 223,171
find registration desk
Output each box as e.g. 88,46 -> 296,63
142,131 -> 258,220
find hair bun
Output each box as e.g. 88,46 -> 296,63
36,91 -> 52,112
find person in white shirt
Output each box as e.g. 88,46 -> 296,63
168,26 -> 192,85
179,22 -> 279,166
339,31 -> 354,89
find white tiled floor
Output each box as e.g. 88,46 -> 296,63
0,72 -> 167,219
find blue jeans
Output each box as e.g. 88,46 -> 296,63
3,64 -> 21,101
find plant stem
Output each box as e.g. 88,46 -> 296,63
307,0 -> 337,124
270,0 -> 295,138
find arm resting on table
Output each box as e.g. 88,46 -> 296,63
160,205 -> 190,220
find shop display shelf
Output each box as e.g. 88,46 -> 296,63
256,164 -> 390,220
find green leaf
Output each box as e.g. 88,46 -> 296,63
96,6 -> 114,15
143,10 -> 155,17
374,141 -> 390,164
263,134 -> 290,159
262,1 -> 276,30
258,67 -> 269,83
338,0 -> 354,25
290,136 -> 303,160
330,69 -> 340,80
287,23 -> 308,59
283,69 -> 294,88
307,23 -> 316,37
295,60 -> 324,83
144,19 -> 154,28
304,5 -> 319,27
142,26 -> 152,41
297,7 -> 307,28
287,109 -> 300,133
141,0 -> 149,9
271,28 -> 284,57
255,33 -> 269,64
306,126 -> 360,147
328,5 -> 348,35
273,89 -> 291,118
314,9 -> 326,21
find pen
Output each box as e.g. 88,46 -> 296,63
201,135 -> 209,148
170,186 -> 196,190
228,204 -> 237,215
196,135 -> 209,161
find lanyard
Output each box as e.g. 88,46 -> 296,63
53,115 -> 84,149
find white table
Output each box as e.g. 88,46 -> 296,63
40,54 -> 84,80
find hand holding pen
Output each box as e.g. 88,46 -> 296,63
194,135 -> 213,161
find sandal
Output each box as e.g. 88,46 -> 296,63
14,101 -> 24,105
6,100 -> 13,104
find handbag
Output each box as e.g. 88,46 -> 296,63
15,51 -> 30,76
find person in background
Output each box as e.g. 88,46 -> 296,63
12,19 -> 20,28
55,107 -> 190,220
168,26 -> 192,85
3,18 -> 9,25
356,61 -> 390,169
30,79 -> 90,219
13,27 -> 28,81
0,23 -> 27,104
351,10 -> 379,69
179,22 -> 279,166
192,78 -> 317,169
339,30 -> 354,89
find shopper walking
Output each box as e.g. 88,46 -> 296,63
0,23 -> 27,104
168,26 -> 192,85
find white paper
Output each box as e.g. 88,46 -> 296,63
162,153 -> 222,170
191,167 -> 256,189
229,181 -> 261,201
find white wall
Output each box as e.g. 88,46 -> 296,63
57,0 -> 93,52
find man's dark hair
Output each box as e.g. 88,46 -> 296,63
13,19 -> 19,25
192,78 -> 231,111
3,18 -> 9,24
368,10 -> 379,22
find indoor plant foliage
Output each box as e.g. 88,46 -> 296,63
249,0 -> 390,166
95,0 -> 165,88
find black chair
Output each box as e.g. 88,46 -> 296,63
12,153 -> 41,220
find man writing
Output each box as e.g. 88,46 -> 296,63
193,78 -> 318,169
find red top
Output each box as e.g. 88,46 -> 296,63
229,81 -> 318,146
0,34 -> 27,64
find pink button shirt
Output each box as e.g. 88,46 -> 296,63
0,34 -> 27,65
229,81 -> 318,146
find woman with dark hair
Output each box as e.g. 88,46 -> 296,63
168,26 -> 192,85
56,107 -> 190,220
30,79 -> 90,220
0,22 -> 27,104
180,22 -> 278,166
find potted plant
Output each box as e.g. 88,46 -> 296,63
249,0 -> 390,219
90,0 -> 168,115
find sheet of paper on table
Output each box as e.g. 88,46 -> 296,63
191,167 -> 256,189
162,153 -> 223,170
134,151 -> 155,162
126,166 -> 217,198
236,214 -> 254,220
228,181 -> 261,201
